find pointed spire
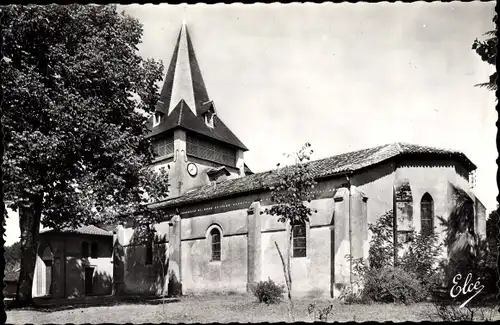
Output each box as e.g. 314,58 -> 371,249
150,23 -> 248,151
168,23 -> 197,115
157,21 -> 210,117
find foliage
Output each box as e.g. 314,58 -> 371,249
341,255 -> 370,304
1,4 -> 168,304
2,4 -> 167,228
361,267 -> 427,304
251,278 -> 285,305
307,303 -> 334,321
350,209 -> 445,303
264,142 -> 317,226
5,241 -> 22,273
367,210 -> 397,269
399,231 -> 444,291
472,14 -> 497,91
438,189 -> 497,297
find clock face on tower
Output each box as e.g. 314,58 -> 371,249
187,162 -> 198,177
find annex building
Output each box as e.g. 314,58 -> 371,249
31,23 -> 486,299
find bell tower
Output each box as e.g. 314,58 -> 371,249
147,22 -> 250,198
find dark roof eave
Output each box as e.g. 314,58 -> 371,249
147,169 -> 354,211
398,152 -> 476,172
40,230 -> 113,237
146,125 -> 249,151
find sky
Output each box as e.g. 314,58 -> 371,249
4,2 -> 497,246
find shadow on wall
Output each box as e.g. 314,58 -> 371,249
438,183 -> 486,288
65,257 -> 113,298
120,230 -> 182,297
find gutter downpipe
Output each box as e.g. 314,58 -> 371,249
346,173 -> 353,288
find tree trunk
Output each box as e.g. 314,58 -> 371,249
275,240 -> 294,322
16,198 -> 42,306
287,224 -> 294,321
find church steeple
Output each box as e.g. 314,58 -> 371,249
158,23 -> 210,117
150,22 -> 248,151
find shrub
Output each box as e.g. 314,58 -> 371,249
368,211 -> 397,269
251,278 -> 285,305
307,303 -> 334,321
361,267 -> 427,304
399,231 -> 444,292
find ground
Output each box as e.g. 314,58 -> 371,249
6,295 -> 500,324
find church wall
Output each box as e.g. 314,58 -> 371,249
180,208 -> 249,294
475,198 -> 486,238
259,176 -> 354,299
121,243 -> 169,296
351,162 -> 396,227
394,159 -> 480,263
182,234 -> 248,294
395,160 -> 459,233
118,220 -> 170,295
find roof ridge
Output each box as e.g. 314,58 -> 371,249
149,141 -> 476,210
393,142 -> 403,154
177,100 -> 184,125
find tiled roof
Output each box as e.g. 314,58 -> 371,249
40,225 -> 113,236
149,142 -> 475,209
146,24 -> 248,151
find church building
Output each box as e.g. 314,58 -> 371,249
111,22 -> 486,298
32,22 -> 487,299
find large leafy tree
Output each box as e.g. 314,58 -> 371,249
472,14 -> 497,91
2,4 -> 168,305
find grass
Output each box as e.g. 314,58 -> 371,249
6,294 -> 500,324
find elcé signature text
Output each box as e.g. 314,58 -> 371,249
450,273 -> 484,308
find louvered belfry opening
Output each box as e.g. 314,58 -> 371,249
186,133 -> 236,167
153,134 -> 175,158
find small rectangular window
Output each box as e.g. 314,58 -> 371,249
292,224 -> 307,258
82,242 -> 89,258
90,242 -> 98,258
145,242 -> 153,265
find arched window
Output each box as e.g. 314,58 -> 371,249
90,242 -> 98,258
421,193 -> 434,237
82,242 -> 89,258
292,223 -> 307,258
210,228 -> 221,261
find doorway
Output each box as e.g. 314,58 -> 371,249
84,267 -> 95,295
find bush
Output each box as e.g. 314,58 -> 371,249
361,267 -> 427,304
399,231 -> 444,292
251,278 -> 285,305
